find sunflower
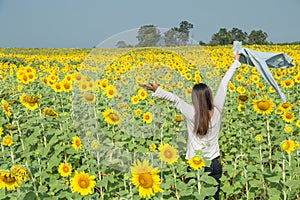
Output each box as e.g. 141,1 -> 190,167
58,162 -> 72,177
143,112 -> 153,124
282,112 -> 295,123
42,108 -> 59,118
158,143 -> 178,165
17,85 -> 22,92
72,136 -> 82,151
1,99 -> 11,117
83,93 -> 96,104
88,81 -> 98,92
63,73 -> 73,82
100,78 -> 108,89
105,85 -> 117,99
19,93 -> 40,111
11,165 -> 29,181
2,135 -> 13,146
149,143 -> 157,151
293,74 -> 300,83
149,100 -> 155,105
102,108 -> 122,125
61,80 -> 73,92
174,115 -> 184,122
73,72 -> 83,82
130,159 -> 163,198
253,98 -> 275,115
185,73 -> 192,80
134,108 -> 142,116
235,74 -> 245,82
131,95 -> 139,105
237,94 -> 249,103
281,79 -> 294,88
78,81 -> 89,92
52,82 -> 63,92
296,120 -> 300,128
85,131 -> 93,137
285,125 -> 293,133
269,86 -> 275,93
250,75 -> 260,83
91,140 -> 99,150
228,82 -> 235,92
177,81 -> 184,89
187,155 -> 206,170
281,140 -> 296,154
70,171 -> 96,196
237,86 -> 246,94
138,88 -> 148,100
256,83 -> 265,90
0,170 -> 22,190
238,103 -> 246,112
255,135 -> 263,142
278,102 -> 292,112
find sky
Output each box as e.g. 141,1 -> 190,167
0,0 -> 299,48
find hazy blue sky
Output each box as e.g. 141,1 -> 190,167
0,0 -> 299,48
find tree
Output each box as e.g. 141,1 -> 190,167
136,25 -> 161,47
164,21 -> 194,46
164,28 -> 185,46
228,28 -> 248,44
115,41 -> 127,48
248,30 -> 268,45
209,28 -> 230,45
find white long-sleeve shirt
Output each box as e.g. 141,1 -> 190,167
152,60 -> 241,160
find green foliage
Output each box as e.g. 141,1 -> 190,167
136,25 -> 161,47
0,46 -> 299,199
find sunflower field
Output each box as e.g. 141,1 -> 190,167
0,45 -> 299,200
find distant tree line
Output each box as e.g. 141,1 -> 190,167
115,21 -> 298,48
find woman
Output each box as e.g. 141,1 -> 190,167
142,53 -> 241,200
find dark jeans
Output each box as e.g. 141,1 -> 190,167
204,156 -> 222,200
187,156 -> 222,200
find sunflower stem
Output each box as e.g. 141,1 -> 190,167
282,153 -> 287,200
38,108 -> 47,147
15,119 -> 25,151
10,145 -> 15,165
172,166 -> 180,200
197,169 -> 201,195
27,166 -> 40,199
266,116 -> 272,171
96,152 -> 104,199
243,166 -> 249,200
259,143 -> 264,172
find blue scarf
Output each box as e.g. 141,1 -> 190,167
233,41 -> 294,102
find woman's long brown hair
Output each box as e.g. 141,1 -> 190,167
192,83 -> 214,136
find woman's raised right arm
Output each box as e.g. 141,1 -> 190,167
214,55 -> 241,110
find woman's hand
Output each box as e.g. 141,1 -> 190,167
235,51 -> 240,61
141,82 -> 159,92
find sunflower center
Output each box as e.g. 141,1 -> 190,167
78,179 -> 89,189
63,166 -> 69,173
139,173 -> 153,188
193,157 -> 202,165
84,94 -> 94,101
163,150 -> 173,159
257,101 -> 270,111
108,89 -> 114,95
75,140 -> 81,147
285,113 -> 292,119
109,113 -> 119,121
282,103 -> 290,109
239,95 -> 249,102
